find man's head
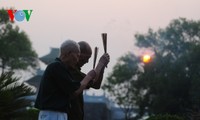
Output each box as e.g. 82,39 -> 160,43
59,40 -> 80,68
77,41 -> 92,68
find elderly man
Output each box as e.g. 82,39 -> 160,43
68,41 -> 110,120
35,40 -> 96,120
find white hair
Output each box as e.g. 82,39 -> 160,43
59,39 -> 80,56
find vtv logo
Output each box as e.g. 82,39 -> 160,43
7,10 -> 33,22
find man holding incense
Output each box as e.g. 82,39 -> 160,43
35,40 -> 96,120
68,41 -> 110,120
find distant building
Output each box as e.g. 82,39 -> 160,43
26,69 -> 43,93
26,47 -> 59,92
83,93 -> 128,120
40,47 -> 59,65
84,93 -> 112,120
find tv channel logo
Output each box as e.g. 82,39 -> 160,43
7,10 -> 33,22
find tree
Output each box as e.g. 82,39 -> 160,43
135,18 -> 200,119
0,9 -> 38,73
147,114 -> 184,120
0,8 -> 38,120
0,72 -> 35,120
103,18 -> 200,120
103,53 -> 142,120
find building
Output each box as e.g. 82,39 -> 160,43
40,47 -> 59,65
84,93 -> 112,120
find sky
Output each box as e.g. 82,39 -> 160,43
1,0 -> 200,88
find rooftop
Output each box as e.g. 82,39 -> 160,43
40,47 -> 59,65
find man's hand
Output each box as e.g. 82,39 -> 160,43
99,53 -> 110,67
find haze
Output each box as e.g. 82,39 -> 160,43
1,0 -> 200,79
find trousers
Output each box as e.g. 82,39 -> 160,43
38,110 -> 68,120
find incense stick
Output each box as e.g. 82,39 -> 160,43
101,33 -> 107,53
102,33 -> 107,68
93,47 -> 98,69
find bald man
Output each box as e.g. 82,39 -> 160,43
35,40 -> 96,120
68,41 -> 110,120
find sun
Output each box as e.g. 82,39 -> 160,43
142,54 -> 151,63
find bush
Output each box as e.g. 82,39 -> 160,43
146,114 -> 185,120
16,108 -> 39,120
0,72 -> 35,119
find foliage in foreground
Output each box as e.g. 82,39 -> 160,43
146,114 -> 185,120
0,72 -> 35,120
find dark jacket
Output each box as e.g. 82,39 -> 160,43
68,68 -> 86,120
68,67 -> 86,120
35,58 -> 80,113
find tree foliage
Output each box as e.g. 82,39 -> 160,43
103,18 -> 200,120
0,9 -> 38,73
146,114 -> 185,120
0,72 -> 35,120
0,8 -> 38,120
103,53 -> 142,120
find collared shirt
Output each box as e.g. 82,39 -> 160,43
35,58 -> 80,113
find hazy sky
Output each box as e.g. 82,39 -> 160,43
1,0 -> 200,79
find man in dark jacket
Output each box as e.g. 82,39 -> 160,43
68,41 -> 110,120
35,40 -> 96,120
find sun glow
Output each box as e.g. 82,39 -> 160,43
142,54 -> 151,63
